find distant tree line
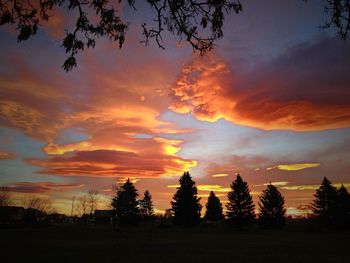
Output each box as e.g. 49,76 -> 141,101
110,172 -> 350,228
1,172 -> 350,228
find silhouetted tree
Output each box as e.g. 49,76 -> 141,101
112,178 -> 140,225
171,171 -> 202,226
258,183 -> 286,227
78,195 -> 88,216
312,177 -> 338,224
226,174 -> 255,226
0,0 -> 242,71
139,190 -> 155,221
88,189 -> 99,214
22,196 -> 55,214
204,191 -> 224,222
321,0 -> 350,39
337,184 -> 350,225
0,186 -> 11,207
1,1 -> 347,71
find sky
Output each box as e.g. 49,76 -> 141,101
0,0 -> 349,216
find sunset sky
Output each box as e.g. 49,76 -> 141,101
0,0 -> 349,216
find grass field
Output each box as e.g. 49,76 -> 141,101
1,225 -> 349,263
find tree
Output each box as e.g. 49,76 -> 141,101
226,174 -> 255,226
78,195 -> 88,216
0,0 -> 242,71
88,189 -> 98,214
171,171 -> 202,226
204,191 -> 224,222
320,0 -> 350,39
0,186 -> 11,207
258,183 -> 286,227
22,196 -> 55,214
312,177 -> 338,224
337,184 -> 350,225
1,1 -> 347,71
111,178 -> 140,225
139,190 -> 155,220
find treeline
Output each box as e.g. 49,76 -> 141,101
112,172 -> 350,228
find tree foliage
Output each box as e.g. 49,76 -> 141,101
226,174 -> 255,226
322,0 -> 350,39
0,186 -> 11,207
204,191 -> 224,222
2,1 -> 348,71
258,183 -> 286,227
171,171 -> 202,226
22,196 -> 55,214
312,177 -> 338,224
88,189 -> 98,214
139,189 -> 155,220
0,0 -> 242,71
337,184 -> 350,225
112,178 -> 140,225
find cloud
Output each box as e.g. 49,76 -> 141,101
263,181 -> 289,186
265,163 -> 320,171
27,148 -> 197,178
204,154 -> 272,175
286,206 -> 312,217
276,163 -> 320,171
169,37 -> 350,131
282,183 -> 350,190
0,42 -> 198,180
212,173 -> 230,178
0,150 -> 15,160
8,182 -> 84,193
168,184 -> 231,193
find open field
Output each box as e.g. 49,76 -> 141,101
1,225 -> 349,263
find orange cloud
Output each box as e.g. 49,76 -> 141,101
282,183 -> 350,191
8,182 -> 84,193
28,148 -> 197,178
169,46 -> 350,131
0,46 -> 198,180
0,150 -> 15,160
212,173 -> 230,178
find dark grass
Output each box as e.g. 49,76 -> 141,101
1,224 -> 349,263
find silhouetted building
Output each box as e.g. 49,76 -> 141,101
48,213 -> 68,223
24,208 -> 45,224
0,206 -> 25,224
94,210 -> 113,224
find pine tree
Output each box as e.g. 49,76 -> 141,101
171,171 -> 202,226
111,178 -> 140,225
140,190 -> 155,221
312,177 -> 338,224
337,184 -> 350,225
226,174 -> 255,226
204,191 -> 224,222
258,183 -> 286,227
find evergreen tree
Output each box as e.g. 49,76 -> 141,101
111,178 -> 140,225
226,174 -> 255,226
140,190 -> 155,220
258,183 -> 286,227
204,191 -> 224,222
337,184 -> 350,225
171,171 -> 202,226
312,177 -> 338,224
